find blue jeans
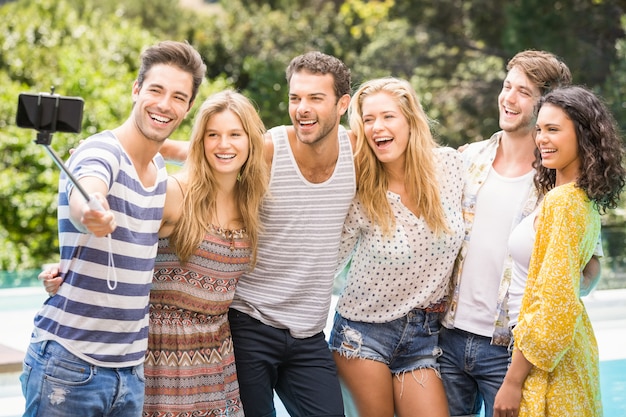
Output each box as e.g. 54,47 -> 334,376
329,310 -> 442,374
438,326 -> 509,417
228,309 -> 344,417
20,340 -> 145,417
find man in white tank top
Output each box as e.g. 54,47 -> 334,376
226,52 -> 355,417
438,50 -> 601,417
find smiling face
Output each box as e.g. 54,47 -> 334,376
361,91 -> 410,168
498,66 -> 541,136
288,71 -> 347,146
535,103 -> 581,185
131,63 -> 194,144
203,110 -> 250,179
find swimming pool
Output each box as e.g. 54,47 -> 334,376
0,269 -> 40,290
275,358 -> 626,416
1,288 -> 624,417
600,358 -> 626,416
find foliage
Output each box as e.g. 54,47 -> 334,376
0,0 -> 150,269
501,0 -> 624,87
0,0 -> 219,269
189,0 -> 354,128
1,0 -> 626,271
601,14 -> 626,142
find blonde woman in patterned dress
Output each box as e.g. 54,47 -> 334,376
494,86 -> 626,417
144,90 -> 268,417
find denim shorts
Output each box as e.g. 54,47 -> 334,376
328,309 -> 442,374
20,340 -> 145,417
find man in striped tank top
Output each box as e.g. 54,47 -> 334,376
227,52 -> 355,417
21,41 -> 206,417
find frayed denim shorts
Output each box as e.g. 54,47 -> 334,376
328,309 -> 442,375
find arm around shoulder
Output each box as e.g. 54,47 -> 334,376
159,175 -> 185,238
160,138 -> 190,163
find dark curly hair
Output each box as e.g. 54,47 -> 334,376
533,86 -> 626,213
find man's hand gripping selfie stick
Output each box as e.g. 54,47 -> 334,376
16,87 -> 103,212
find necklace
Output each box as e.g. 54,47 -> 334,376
209,223 -> 246,251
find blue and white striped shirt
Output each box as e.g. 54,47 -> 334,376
31,131 -> 167,367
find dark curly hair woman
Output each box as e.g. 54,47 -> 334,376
494,85 -> 626,417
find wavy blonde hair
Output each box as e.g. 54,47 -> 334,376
349,77 -> 449,236
169,90 -> 269,267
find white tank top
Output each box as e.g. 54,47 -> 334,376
508,208 -> 538,326
230,125 -> 356,338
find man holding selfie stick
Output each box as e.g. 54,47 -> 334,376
19,40 -> 205,417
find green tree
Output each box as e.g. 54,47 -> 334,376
0,0 -> 151,269
189,0 -> 353,128
602,15 -> 626,177
0,0 -> 218,270
2,0 -> 626,271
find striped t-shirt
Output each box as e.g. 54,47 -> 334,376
230,125 -> 356,338
31,131 -> 167,367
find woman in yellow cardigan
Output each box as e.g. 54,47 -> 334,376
493,86 -> 626,417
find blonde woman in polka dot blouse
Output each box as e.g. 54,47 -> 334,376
328,77 -> 464,417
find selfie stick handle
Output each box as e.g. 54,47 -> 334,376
39,138 -> 104,212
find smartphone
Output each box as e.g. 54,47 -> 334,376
16,93 -> 84,133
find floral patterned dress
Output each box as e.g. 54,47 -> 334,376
513,183 -> 602,416
143,226 -> 249,417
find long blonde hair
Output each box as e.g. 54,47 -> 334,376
349,77 -> 449,235
169,90 -> 269,266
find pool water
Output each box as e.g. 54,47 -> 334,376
1,287 -> 624,416
273,360 -> 626,417
0,270 -> 40,290
600,358 -> 626,416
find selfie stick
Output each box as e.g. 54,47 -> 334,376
29,88 -> 103,211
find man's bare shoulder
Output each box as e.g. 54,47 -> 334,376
347,129 -> 356,152
284,125 -> 296,136
263,132 -> 274,167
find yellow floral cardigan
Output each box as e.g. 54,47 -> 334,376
513,182 -> 602,416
